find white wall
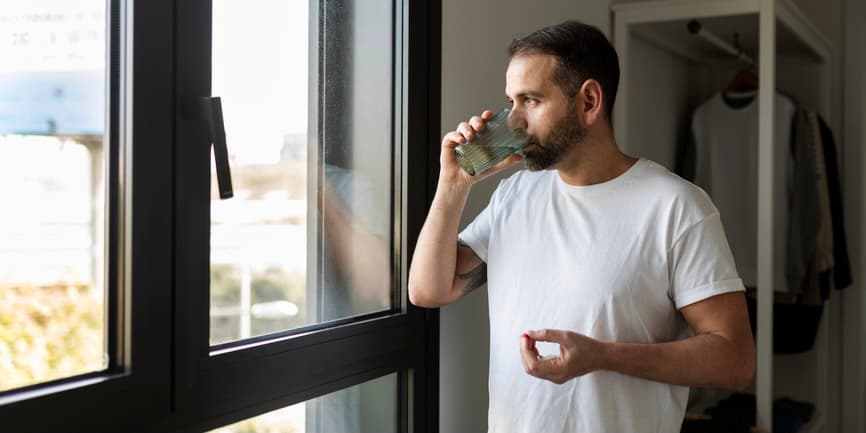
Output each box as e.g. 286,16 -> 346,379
623,36 -> 702,169
439,2 -> 609,432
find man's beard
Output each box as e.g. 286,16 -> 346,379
522,110 -> 587,171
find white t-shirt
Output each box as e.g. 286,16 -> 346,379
459,158 -> 745,433
690,92 -> 796,290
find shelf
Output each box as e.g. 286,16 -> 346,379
612,0 -> 830,62
801,409 -> 824,433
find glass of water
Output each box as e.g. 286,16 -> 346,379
454,108 -> 529,176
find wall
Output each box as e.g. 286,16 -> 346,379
841,0 -> 866,430
439,2 -> 609,432
623,36 -> 702,169
787,3 -> 847,429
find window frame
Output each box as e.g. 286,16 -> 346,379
0,0 -> 440,431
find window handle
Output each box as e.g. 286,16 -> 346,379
183,96 -> 234,199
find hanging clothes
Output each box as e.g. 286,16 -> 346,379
817,114 -> 853,291
789,109 -> 853,302
682,99 -> 853,353
684,91 -> 796,293
799,110 -> 834,304
786,108 -> 822,300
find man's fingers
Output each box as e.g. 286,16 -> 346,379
442,110 -> 495,150
443,131 -> 466,147
520,334 -> 540,372
469,116 -> 487,132
522,353 -> 561,378
536,357 -> 568,384
520,334 -> 571,383
521,334 -> 539,356
528,328 -> 569,344
456,122 -> 476,142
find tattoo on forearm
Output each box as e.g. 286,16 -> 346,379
458,263 -> 487,294
457,240 -> 487,294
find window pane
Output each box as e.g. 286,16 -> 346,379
0,2 -> 108,392
210,0 -> 395,345
208,373 -> 397,433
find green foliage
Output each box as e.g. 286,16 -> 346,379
0,266 -> 309,390
211,264 -> 242,306
0,283 -> 104,392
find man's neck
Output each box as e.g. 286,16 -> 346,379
554,134 -> 637,187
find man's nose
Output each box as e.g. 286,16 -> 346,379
507,108 -> 527,130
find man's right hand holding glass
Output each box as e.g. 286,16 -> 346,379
439,109 -> 524,188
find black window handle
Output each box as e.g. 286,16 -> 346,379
183,96 -> 234,199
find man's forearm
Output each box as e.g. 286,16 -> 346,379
322,201 -> 390,304
407,182 -> 471,307
601,332 -> 754,389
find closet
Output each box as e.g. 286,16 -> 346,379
611,0 -> 836,432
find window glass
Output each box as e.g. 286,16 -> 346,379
0,1 -> 108,392
210,0 -> 395,345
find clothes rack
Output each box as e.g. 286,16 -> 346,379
687,19 -> 755,65
611,1 -> 833,431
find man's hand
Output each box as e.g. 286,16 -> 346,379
516,293 -> 756,390
408,109 -> 523,308
439,109 -> 523,188
519,329 -> 607,385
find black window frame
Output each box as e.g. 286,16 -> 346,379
0,0 -> 440,431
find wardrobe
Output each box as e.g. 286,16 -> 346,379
612,0 -> 859,431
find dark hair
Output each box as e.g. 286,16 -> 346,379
508,20 -> 620,122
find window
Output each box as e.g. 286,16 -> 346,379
208,0 -> 396,345
208,0 -> 314,344
0,0 -> 108,393
0,0 -> 440,432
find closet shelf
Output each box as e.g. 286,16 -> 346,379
612,0 -> 831,62
801,409 -> 824,433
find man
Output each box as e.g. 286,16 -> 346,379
408,20 -> 756,433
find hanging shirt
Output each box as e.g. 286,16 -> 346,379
459,159 -> 745,433
816,115 -> 853,290
799,111 -> 835,304
787,108 -> 822,298
689,92 -> 796,292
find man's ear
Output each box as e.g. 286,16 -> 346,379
579,79 -> 605,127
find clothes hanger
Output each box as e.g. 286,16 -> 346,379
722,33 -> 758,97
723,69 -> 759,95
685,22 -> 758,98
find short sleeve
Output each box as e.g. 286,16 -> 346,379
457,182 -> 506,262
669,212 -> 745,309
